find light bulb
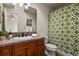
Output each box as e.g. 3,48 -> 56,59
13,3 -> 16,5
25,5 -> 28,10
19,3 -> 23,7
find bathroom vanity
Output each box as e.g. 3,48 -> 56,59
0,36 -> 45,56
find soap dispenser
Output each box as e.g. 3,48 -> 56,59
8,30 -> 12,39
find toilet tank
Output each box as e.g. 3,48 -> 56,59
45,36 -> 48,44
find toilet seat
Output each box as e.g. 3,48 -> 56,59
46,43 -> 57,51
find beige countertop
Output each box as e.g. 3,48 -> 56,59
0,36 -> 45,47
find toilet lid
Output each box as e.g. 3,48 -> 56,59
46,44 -> 57,49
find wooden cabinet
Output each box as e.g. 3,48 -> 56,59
36,39 -> 44,56
14,49 -> 26,56
37,46 -> 44,56
27,49 -> 36,56
13,42 -> 26,51
13,42 -> 26,56
0,45 -> 12,56
0,38 -> 45,56
26,40 -> 36,56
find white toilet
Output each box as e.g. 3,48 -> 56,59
45,43 -> 57,56
45,36 -> 57,56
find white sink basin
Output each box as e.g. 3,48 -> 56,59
13,36 -> 32,40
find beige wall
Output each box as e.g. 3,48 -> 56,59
0,24 -> 1,31
30,3 -> 49,36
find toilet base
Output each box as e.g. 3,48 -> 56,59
45,49 -> 56,56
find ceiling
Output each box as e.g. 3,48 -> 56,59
2,3 -> 71,14
3,3 -> 71,9
42,3 -> 71,10
3,3 -> 14,8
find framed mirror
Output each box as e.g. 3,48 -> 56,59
0,3 -> 37,33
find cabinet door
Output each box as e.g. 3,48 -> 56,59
26,49 -> 33,56
0,45 -> 11,56
26,40 -> 36,56
27,49 -> 36,56
14,49 -> 26,56
13,42 -> 26,51
13,41 -> 27,56
36,39 -> 44,56
37,46 -> 44,56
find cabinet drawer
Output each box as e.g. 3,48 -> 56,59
13,42 -> 26,51
14,49 -> 26,56
0,46 -> 11,56
37,39 -> 44,46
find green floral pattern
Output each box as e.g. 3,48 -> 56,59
48,4 -> 79,55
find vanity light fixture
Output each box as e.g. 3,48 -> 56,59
27,3 -> 30,7
24,3 -> 30,10
12,3 -> 30,10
